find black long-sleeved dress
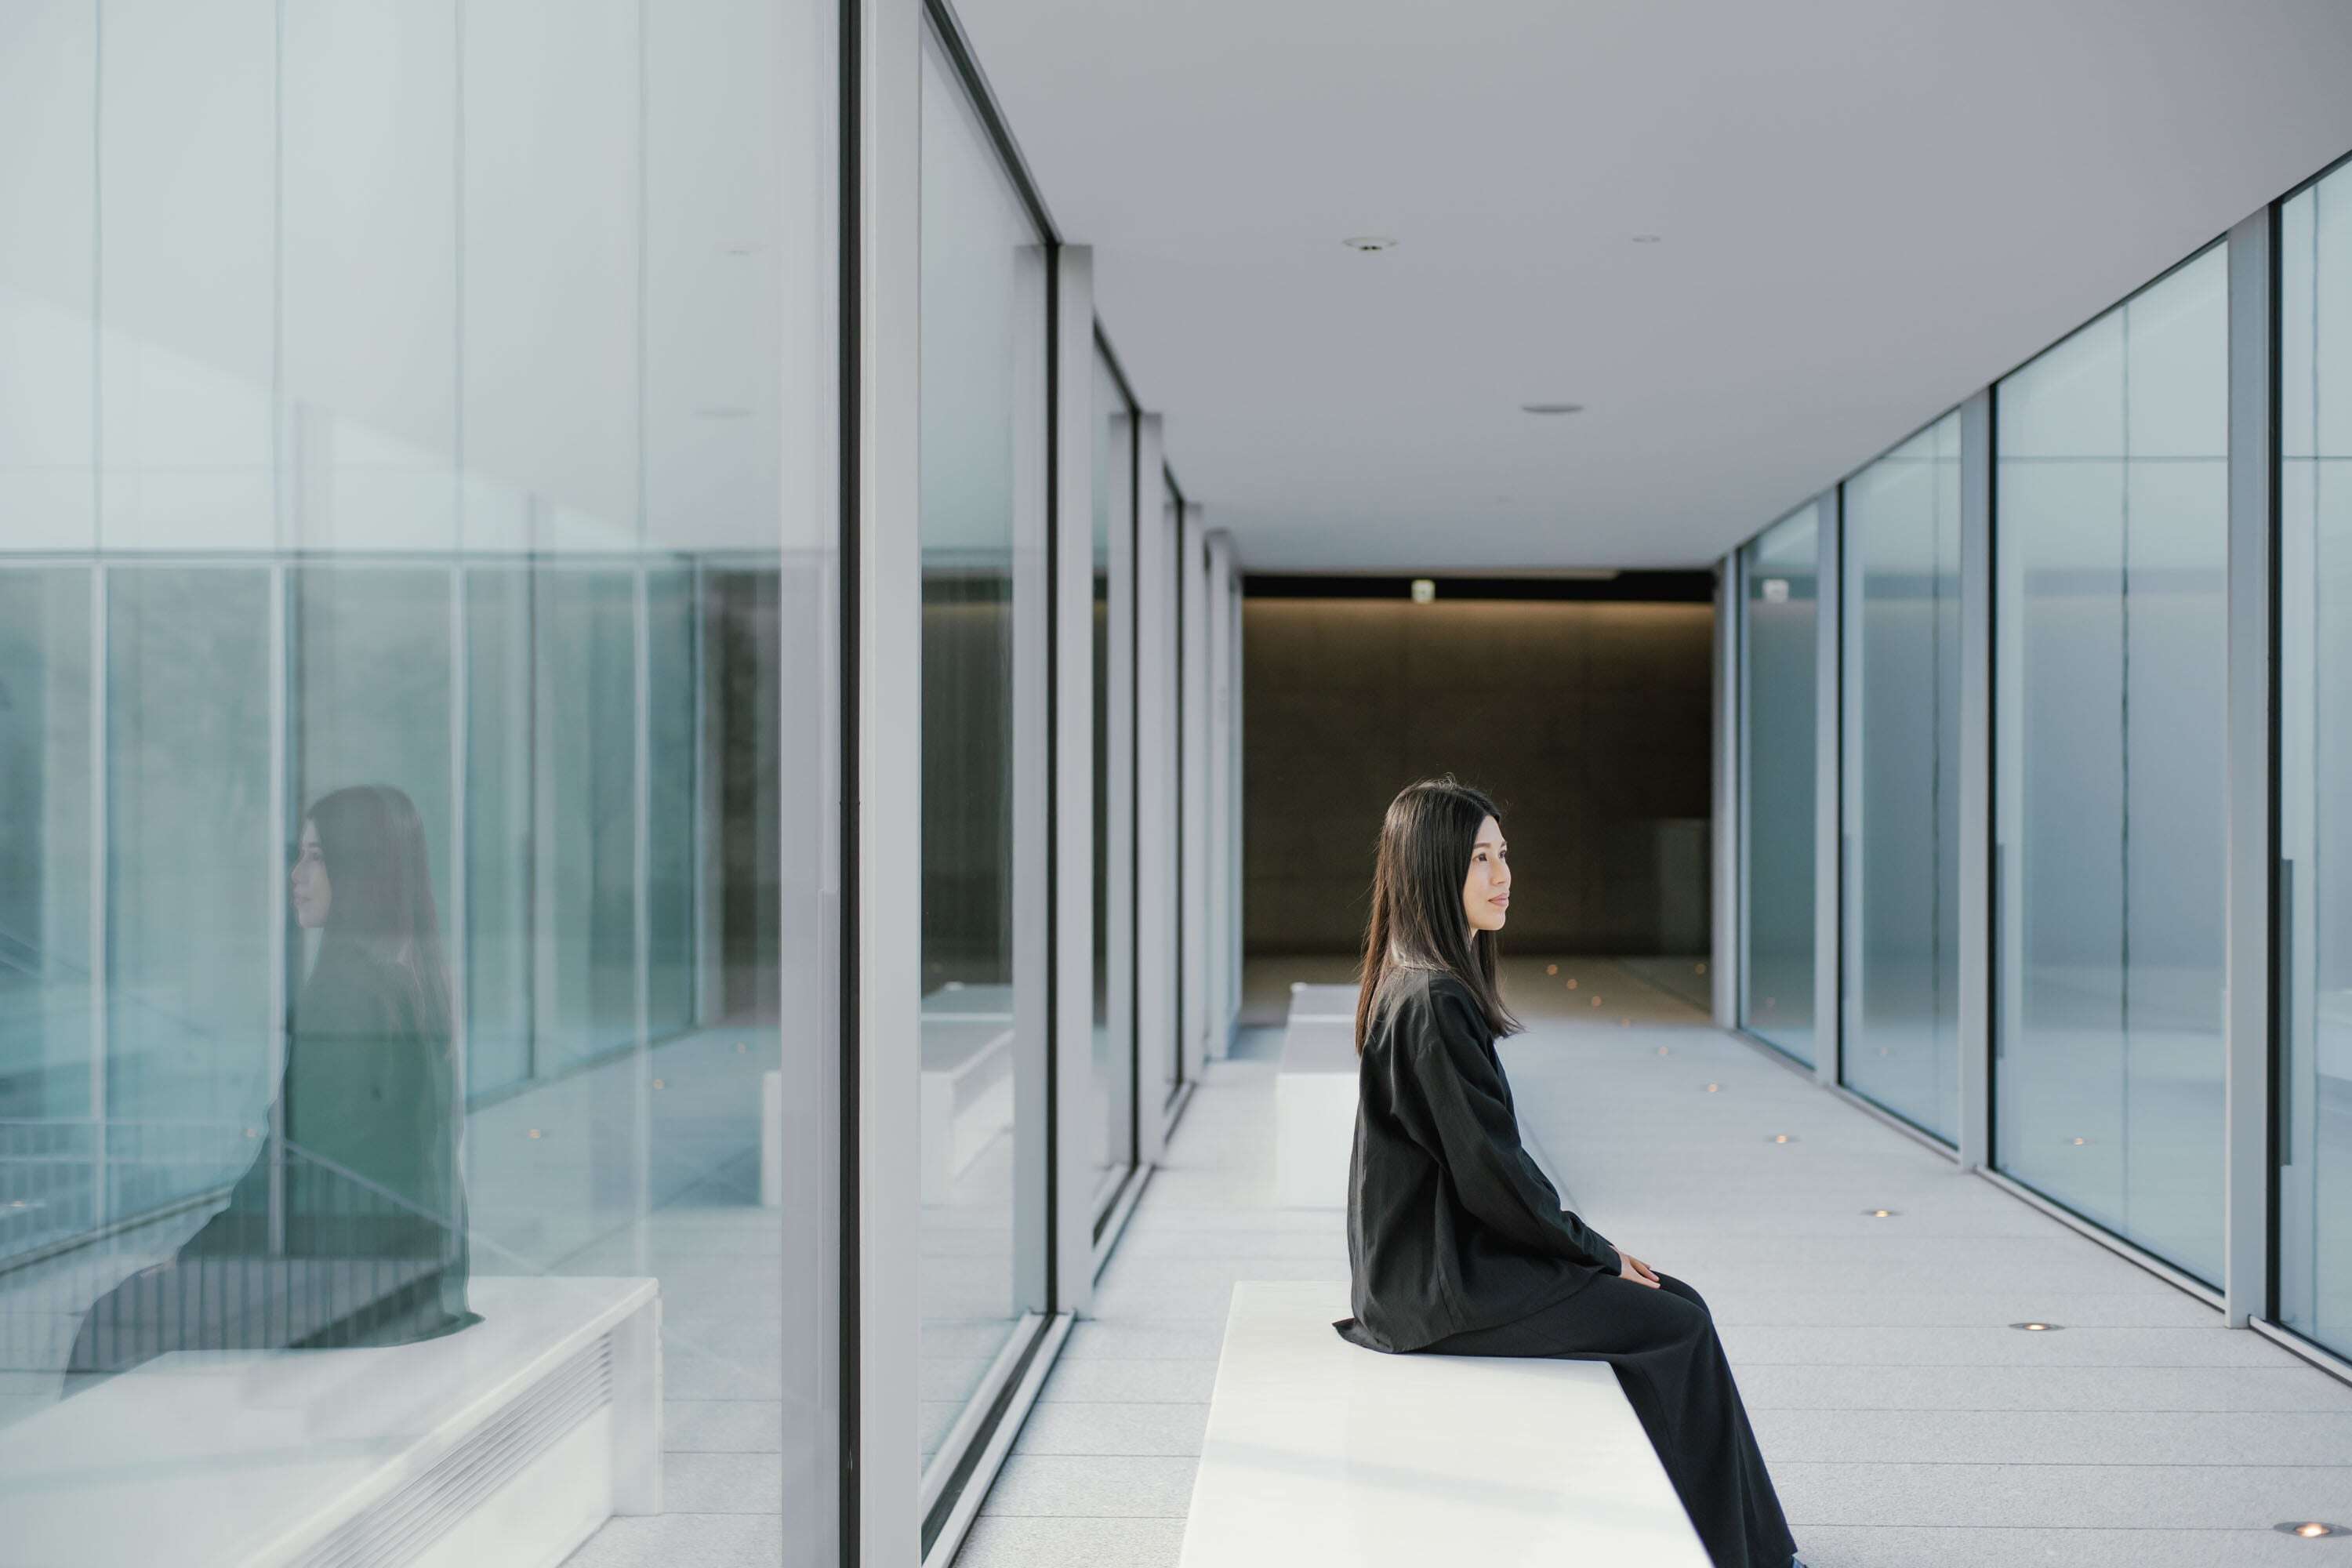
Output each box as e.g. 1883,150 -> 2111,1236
1332,964 -> 1799,1568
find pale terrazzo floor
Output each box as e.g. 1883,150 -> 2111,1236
952,956 -> 2352,1568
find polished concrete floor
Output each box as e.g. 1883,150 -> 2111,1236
952,956 -> 2352,1568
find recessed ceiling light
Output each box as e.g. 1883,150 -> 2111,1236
2009,1321 -> 2062,1330
1632,234 -> 1663,244
2278,1521 -> 2343,1537
1341,235 -> 1397,252
1521,401 -> 1585,415
1864,1208 -> 1895,1218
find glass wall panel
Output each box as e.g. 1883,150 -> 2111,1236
533,568 -> 641,1076
919,29 -> 1043,1479
1840,414 -> 1962,1140
1091,348 -> 1137,1208
1739,506 -> 1820,1064
0,2 -> 835,1557
105,567 -> 277,1214
2281,168 -> 2352,1359
0,569 -> 95,1255
1994,245 -> 2228,1284
464,568 -> 535,1100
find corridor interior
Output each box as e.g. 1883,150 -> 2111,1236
949,957 -> 2352,1568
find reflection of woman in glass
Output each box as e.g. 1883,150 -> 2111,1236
69,783 -> 474,1379
265,782 -> 477,1341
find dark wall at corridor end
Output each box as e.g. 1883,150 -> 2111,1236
1243,590 -> 1714,957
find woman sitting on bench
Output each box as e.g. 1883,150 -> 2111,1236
1332,775 -> 1805,1568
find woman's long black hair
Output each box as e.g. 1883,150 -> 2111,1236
1354,775 -> 1520,1054
307,782 -> 453,1045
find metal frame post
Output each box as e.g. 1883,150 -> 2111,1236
2223,205 -> 2279,1327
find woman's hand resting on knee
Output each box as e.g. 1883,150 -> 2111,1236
1617,1250 -> 1662,1287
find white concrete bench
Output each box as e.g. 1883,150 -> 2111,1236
1273,982 -> 1361,1207
764,1016 -> 1016,1207
1179,1281 -> 1708,1567
917,1018 -> 1015,1204
0,1273 -> 660,1568
1273,986 -> 1577,1209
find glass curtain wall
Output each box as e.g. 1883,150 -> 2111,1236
0,1 -> 835,1559
1994,245 -> 2230,1286
1739,506 -> 1821,1064
1841,414 -> 1963,1140
2281,165 -> 2352,1361
1091,349 -> 1138,1214
916,27 -> 1047,1482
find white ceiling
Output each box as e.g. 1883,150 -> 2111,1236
953,0 -> 2352,572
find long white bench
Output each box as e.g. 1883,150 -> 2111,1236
0,1273 -> 660,1568
1275,986 -> 1579,1209
1272,983 -> 1360,1207
917,1019 -> 1015,1204
1179,1281 -> 1708,1567
762,1015 -> 1015,1207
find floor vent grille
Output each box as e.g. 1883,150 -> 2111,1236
291,1333 -> 615,1568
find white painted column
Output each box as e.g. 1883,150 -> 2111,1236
1132,418 -> 1176,1161
1011,241 -> 1052,1316
1810,490 -> 1842,1088
1050,245 -> 1097,1312
1229,554 -> 1245,1045
854,0 -> 924,1552
1104,411 -> 1138,1178
2222,206 -> 2277,1328
1711,552 -> 1740,1029
1955,390 -> 1993,1173
1204,528 -> 1236,1057
1179,503 -> 1210,1084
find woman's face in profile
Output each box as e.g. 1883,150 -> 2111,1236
1462,813 -> 1510,935
292,818 -> 332,930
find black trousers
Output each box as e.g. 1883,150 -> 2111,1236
1421,1270 -> 1798,1568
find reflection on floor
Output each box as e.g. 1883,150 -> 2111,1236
953,956 -> 2352,1568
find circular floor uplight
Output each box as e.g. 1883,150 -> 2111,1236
1590,995 -> 1604,1008
1657,1045 -> 1670,1056
2009,1321 -> 2063,1331
2277,1521 -> 2343,1537
1341,235 -> 1398,252
1566,978 -> 1579,990
1704,1083 -> 1720,1092
1546,964 -> 1559,975
1769,1134 -> 1798,1144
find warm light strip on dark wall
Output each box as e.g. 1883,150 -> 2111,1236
1243,572 -> 1715,603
